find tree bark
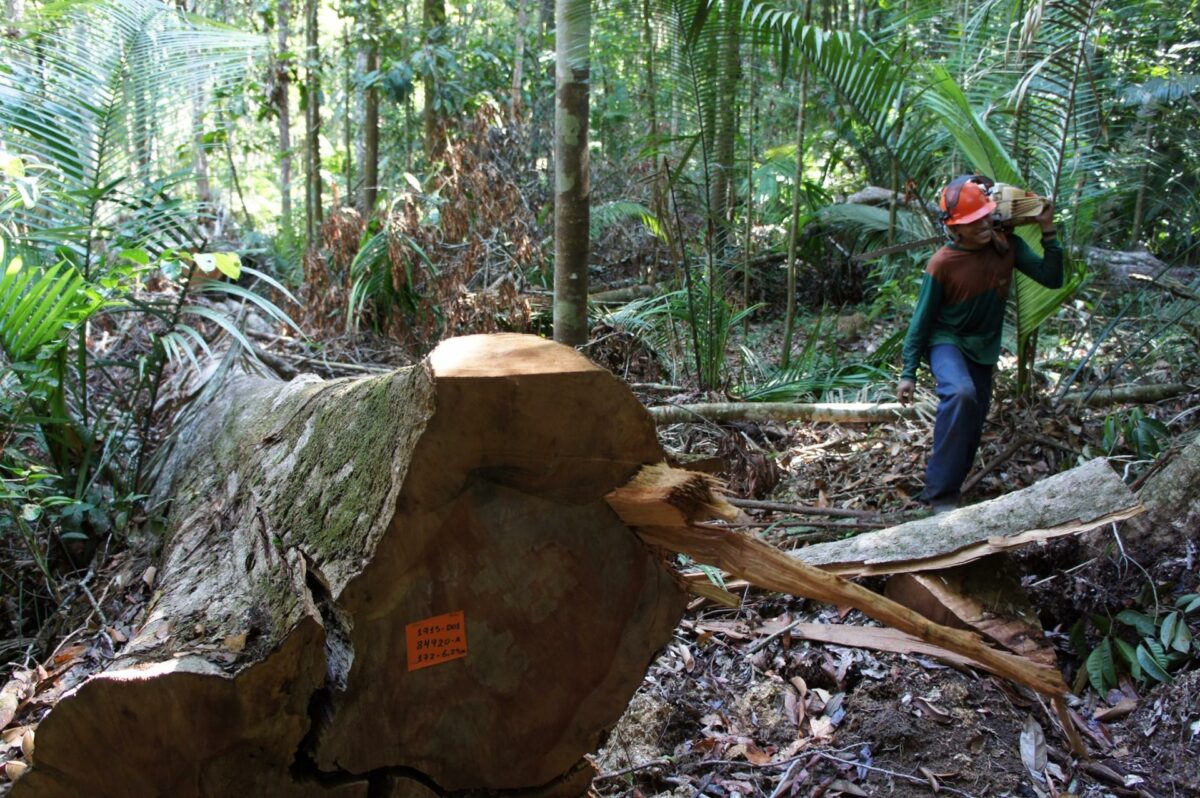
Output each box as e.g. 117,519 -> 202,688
423,0 -> 447,161
14,335 -> 686,797
510,0 -> 528,123
361,18 -> 380,214
552,0 -> 590,346
276,0 -> 293,224
304,0 -> 322,242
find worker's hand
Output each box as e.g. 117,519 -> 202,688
897,378 -> 916,406
1036,199 -> 1056,234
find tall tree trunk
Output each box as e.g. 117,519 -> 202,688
642,0 -> 662,286
193,93 -> 213,205
304,0 -> 322,243
277,0 -> 293,224
510,0 -> 528,123
4,0 -> 22,37
423,0 -> 447,162
741,45 -> 755,334
355,45 -> 367,198
362,40 -> 380,213
343,30 -> 354,201
709,0 -> 739,254
1128,105 -> 1155,248
781,0 -> 811,368
539,0 -> 555,188
552,0 -> 591,346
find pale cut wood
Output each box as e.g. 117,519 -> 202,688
15,334 -> 687,798
630,521 -> 1067,696
884,557 -> 1057,667
649,401 -> 933,426
606,469 -> 1068,697
796,458 -> 1143,577
785,623 -> 980,668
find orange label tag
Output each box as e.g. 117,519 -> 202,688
406,611 -> 468,671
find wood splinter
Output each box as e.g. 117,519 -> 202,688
605,465 -> 1070,698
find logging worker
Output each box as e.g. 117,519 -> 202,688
896,175 -> 1063,512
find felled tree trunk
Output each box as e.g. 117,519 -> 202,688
1094,431 -> 1200,562
15,334 -> 687,798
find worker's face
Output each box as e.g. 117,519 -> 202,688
949,215 -> 993,249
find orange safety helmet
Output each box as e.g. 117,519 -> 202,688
939,174 -> 996,225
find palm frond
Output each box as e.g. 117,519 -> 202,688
591,200 -> 666,241
740,4 -> 944,209
0,0 -> 266,259
817,203 -> 935,250
0,247 -> 102,362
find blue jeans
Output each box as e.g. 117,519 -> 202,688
921,344 -> 993,503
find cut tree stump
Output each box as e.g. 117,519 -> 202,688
14,334 -> 689,798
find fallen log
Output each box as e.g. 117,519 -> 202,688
1058,382 -> 1195,407
1088,430 -> 1200,561
14,334 -> 689,798
794,458 -> 1143,577
650,384 -> 1196,426
649,401 -> 934,425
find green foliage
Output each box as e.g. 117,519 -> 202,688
0,1 -> 290,557
346,219 -> 434,334
1101,408 -> 1170,460
604,267 -> 760,390
1073,593 -> 1200,694
734,310 -> 892,402
590,201 -> 666,242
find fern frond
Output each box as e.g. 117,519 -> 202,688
591,201 -> 666,241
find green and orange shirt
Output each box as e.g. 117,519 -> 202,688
900,233 -> 1063,380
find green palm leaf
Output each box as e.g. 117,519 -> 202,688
740,5 -> 943,209
0,0 -> 266,258
0,243 -> 102,362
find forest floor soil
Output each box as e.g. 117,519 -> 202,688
592,371 -> 1200,798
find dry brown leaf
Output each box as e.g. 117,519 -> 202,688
0,693 -> 17,731
1020,715 -> 1047,779
809,716 -> 834,741
828,778 -> 868,796
142,566 -> 157,588
784,688 -> 802,728
51,645 -> 87,666
918,766 -> 940,793
742,741 -> 772,765
913,697 -> 953,724
4,761 -> 27,782
21,729 -> 34,761
1093,698 -> 1137,723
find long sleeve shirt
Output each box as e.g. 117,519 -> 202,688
900,232 -> 1063,380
